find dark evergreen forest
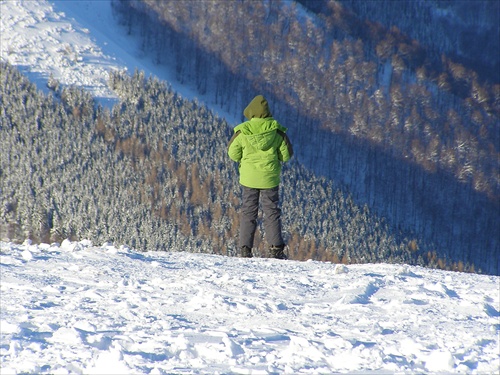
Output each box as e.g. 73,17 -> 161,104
108,0 -> 498,273
1,0 -> 498,274
1,62 -> 427,268
310,0 -> 500,83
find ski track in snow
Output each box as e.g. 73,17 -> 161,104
1,240 -> 499,374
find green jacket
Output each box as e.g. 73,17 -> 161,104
228,95 -> 293,189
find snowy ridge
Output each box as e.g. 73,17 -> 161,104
0,0 -> 118,102
1,240 -> 499,374
0,0 -> 238,121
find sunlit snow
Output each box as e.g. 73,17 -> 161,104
0,0 -> 238,120
1,240 -> 499,373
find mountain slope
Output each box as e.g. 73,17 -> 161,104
110,0 -> 500,273
1,61 -> 426,269
1,239 -> 499,373
336,0 -> 500,83
1,0 -> 498,274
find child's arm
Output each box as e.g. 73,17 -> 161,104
277,130 -> 293,162
228,131 -> 242,162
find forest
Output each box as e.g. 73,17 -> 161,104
1,0 -> 499,274
1,63 -> 427,268
109,0 -> 498,272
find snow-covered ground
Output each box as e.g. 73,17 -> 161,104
0,0 -> 238,121
1,0 -> 117,104
1,240 -> 499,374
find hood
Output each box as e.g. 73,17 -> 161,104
243,95 -> 272,120
234,118 -> 287,151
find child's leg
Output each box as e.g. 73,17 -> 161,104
239,186 -> 260,248
261,186 -> 284,247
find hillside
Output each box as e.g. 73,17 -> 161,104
110,0 -> 499,273
1,239 -> 499,373
1,0 -> 499,274
335,0 -> 500,83
0,62 -> 424,267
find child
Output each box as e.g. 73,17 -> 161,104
228,95 -> 293,259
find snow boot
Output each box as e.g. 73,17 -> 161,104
240,246 -> 253,258
269,244 -> 287,260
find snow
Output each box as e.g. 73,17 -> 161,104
1,1 -> 500,373
1,0 -> 115,104
0,0 -> 239,121
1,240 -> 499,374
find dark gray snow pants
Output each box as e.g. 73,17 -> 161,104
239,186 -> 284,249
